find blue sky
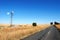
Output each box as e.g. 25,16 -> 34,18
0,0 -> 60,24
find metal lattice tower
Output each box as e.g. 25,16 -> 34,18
10,11 -> 14,27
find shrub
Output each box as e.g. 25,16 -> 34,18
32,22 -> 37,26
50,22 -> 53,25
54,21 -> 60,25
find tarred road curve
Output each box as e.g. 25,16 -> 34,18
21,26 -> 60,40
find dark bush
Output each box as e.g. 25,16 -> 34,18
50,22 -> 53,25
54,21 -> 60,25
32,22 -> 37,26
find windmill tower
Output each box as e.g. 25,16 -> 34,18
7,11 -> 14,27
10,11 -> 14,27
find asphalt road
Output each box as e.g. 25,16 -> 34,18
20,26 -> 60,40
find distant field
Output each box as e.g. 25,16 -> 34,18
0,24 -> 50,40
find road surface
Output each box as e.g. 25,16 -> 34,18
20,26 -> 60,40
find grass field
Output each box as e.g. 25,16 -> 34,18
0,24 -> 50,40
56,25 -> 60,30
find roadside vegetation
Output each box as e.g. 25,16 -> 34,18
0,24 -> 50,40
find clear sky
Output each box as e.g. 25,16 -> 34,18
0,0 -> 60,24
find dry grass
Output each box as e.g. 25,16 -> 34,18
56,24 -> 60,30
0,24 -> 50,40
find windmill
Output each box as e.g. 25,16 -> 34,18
7,11 -> 14,27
